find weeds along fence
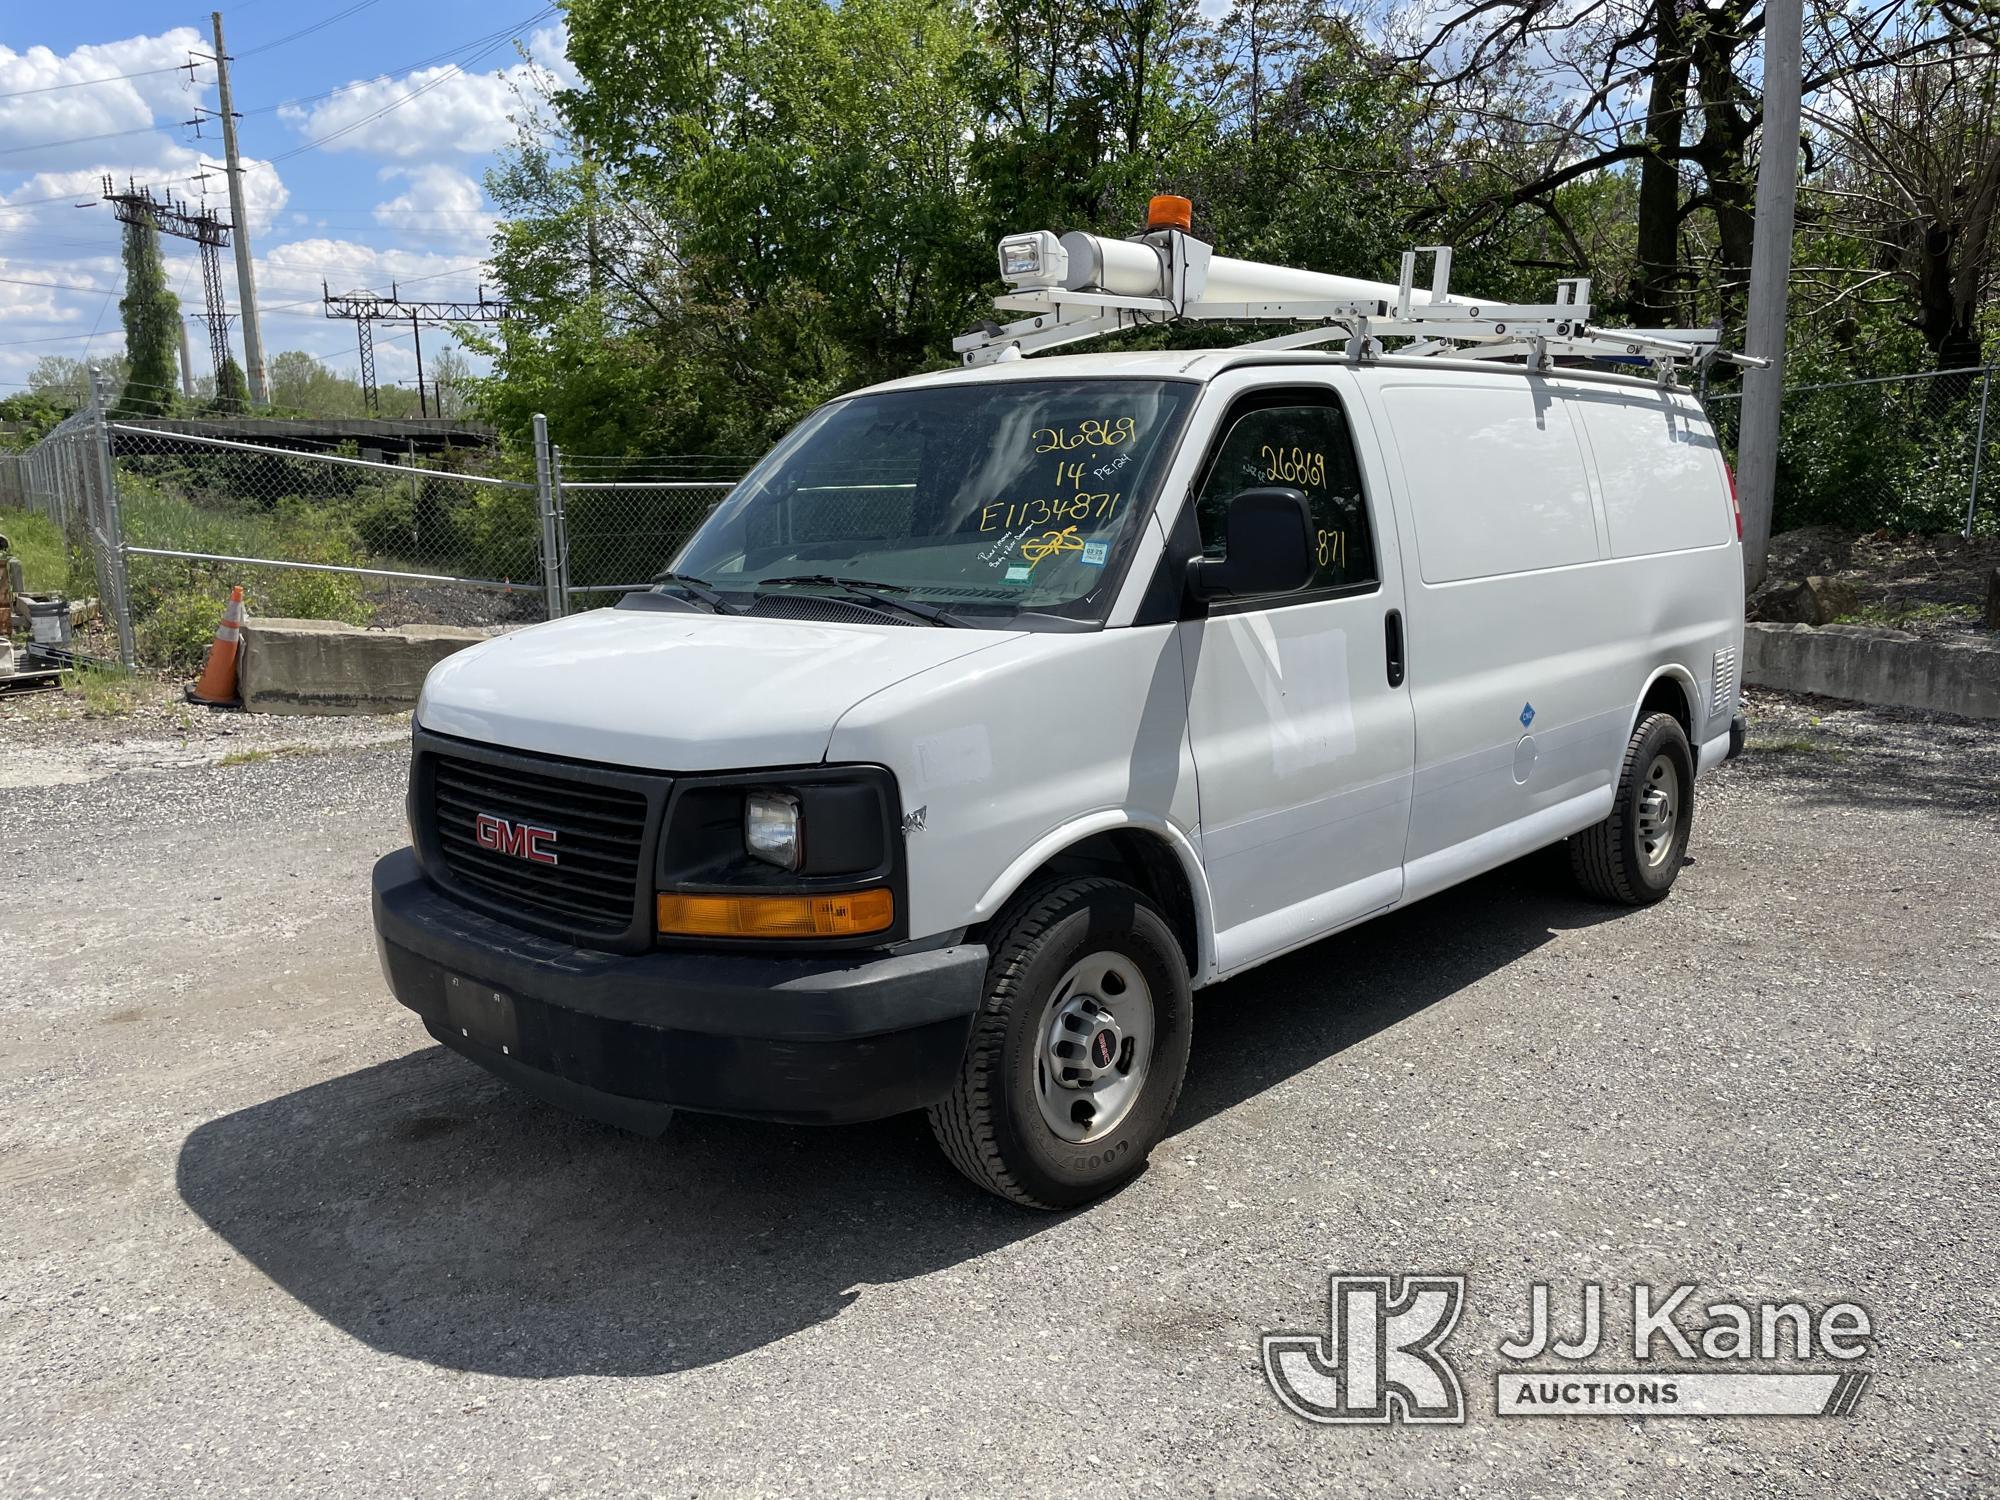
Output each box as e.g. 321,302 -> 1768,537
1705,364 -> 1996,538
111,425 -> 549,668
3,377 -> 749,670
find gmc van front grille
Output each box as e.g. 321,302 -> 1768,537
427,750 -> 652,937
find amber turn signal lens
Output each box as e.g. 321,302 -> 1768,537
1146,193 -> 1193,232
657,888 -> 894,939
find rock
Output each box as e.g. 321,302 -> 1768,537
1802,574 -> 1860,624
1986,567 -> 2000,631
1749,576 -> 1812,623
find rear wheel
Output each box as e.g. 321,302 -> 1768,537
928,878 -> 1192,1209
1569,711 -> 1695,905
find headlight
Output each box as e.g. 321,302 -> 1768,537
744,790 -> 802,870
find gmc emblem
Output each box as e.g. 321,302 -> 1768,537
473,812 -> 559,867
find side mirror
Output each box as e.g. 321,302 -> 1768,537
1186,487 -> 1316,602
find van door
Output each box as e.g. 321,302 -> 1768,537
1173,377 -> 1415,976
1364,372 -> 1621,902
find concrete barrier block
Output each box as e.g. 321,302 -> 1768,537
1744,621 -> 2000,720
238,616 -> 501,715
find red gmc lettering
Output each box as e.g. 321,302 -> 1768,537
474,813 -> 559,867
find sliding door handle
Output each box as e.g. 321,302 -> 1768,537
1385,608 -> 1406,688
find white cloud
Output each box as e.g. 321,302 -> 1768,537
282,22 -> 572,160
372,164 -> 495,252
0,31 -> 211,169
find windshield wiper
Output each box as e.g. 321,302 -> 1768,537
754,574 -> 963,627
650,571 -> 741,615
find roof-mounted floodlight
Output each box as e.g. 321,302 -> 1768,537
998,232 -> 1067,290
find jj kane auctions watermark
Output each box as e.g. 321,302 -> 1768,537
1263,1276 -> 1875,1425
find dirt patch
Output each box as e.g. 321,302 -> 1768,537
1765,527 -> 2000,640
361,579 -> 547,630
0,671 -> 409,784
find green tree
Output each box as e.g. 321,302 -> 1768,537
214,356 -> 247,414
115,215 -> 180,417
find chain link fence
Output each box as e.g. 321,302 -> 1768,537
549,450 -> 747,608
4,377 -> 746,671
1705,364 -> 1996,538
5,403 -> 137,663
111,424 -> 548,666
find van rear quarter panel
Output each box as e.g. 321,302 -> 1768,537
1357,368 -> 1739,871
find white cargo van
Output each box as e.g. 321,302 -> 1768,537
373,215 -> 1748,1208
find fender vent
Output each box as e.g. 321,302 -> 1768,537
1711,647 -> 1739,716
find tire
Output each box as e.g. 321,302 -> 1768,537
927,877 -> 1193,1210
1569,711 -> 1696,905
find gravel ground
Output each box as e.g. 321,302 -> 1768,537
1,691 -> 1996,1498
0,677 -> 409,789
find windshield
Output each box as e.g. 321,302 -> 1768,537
671,379 -> 1198,624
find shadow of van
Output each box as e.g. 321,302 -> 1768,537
175,855 -> 1623,1378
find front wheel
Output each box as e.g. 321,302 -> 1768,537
928,878 -> 1193,1209
1569,710 -> 1696,905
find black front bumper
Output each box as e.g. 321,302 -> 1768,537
372,848 -> 987,1131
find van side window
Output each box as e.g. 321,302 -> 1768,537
1193,398 -> 1377,597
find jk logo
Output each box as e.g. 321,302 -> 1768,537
1262,1274 -> 1467,1425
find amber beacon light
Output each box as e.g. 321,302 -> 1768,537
1146,194 -> 1193,233
658,888 -> 895,939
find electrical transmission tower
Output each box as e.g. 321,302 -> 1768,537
321,282 -> 511,414
102,177 -> 236,393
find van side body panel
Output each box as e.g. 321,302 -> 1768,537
1351,366 -> 1739,898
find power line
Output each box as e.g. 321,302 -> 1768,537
0,62 -> 190,102
237,0 -> 392,59
0,124 -> 170,157
0,5 -> 555,176
0,273 -> 116,294
238,14 -> 561,120
260,7 -> 557,166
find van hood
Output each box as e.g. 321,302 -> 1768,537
416,607 -> 1019,772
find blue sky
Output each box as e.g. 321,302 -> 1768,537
0,0 -> 572,395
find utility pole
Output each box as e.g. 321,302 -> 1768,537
207,11 -> 268,407
1736,0 -> 1803,591
411,313 -> 427,417
176,318 -> 194,398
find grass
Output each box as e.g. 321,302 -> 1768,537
61,665 -> 146,717
1832,600 -> 1978,629
0,505 -> 70,593
216,745 -> 323,768
1747,736 -> 1849,762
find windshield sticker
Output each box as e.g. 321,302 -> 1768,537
1020,526 -> 1085,565
1081,540 -> 1109,567
1004,564 -> 1034,584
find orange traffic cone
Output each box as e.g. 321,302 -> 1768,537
189,587 -> 245,706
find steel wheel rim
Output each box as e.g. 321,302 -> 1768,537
1636,752 -> 1680,868
1033,950 -> 1155,1144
